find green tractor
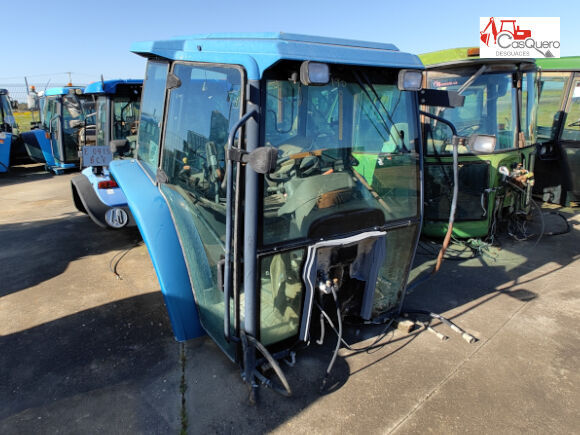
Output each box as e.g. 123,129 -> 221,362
533,57 -> 580,206
420,48 -> 537,240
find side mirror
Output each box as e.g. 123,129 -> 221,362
467,134 -> 496,154
419,89 -> 465,108
110,139 -> 130,156
227,146 -> 278,174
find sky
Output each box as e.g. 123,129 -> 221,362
2,0 -> 578,89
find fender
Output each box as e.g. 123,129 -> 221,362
71,173 -> 135,229
20,129 -> 54,166
109,159 -> 204,341
0,132 -> 12,172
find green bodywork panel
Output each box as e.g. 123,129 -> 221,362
419,47 -> 479,66
535,57 -> 580,71
422,147 -> 535,238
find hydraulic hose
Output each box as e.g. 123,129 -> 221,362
320,286 -> 343,392
242,332 -> 292,397
505,180 -> 545,247
433,139 -> 459,274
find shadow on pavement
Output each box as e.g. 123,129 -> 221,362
0,214 -> 141,297
0,292 -> 179,433
0,164 -> 54,188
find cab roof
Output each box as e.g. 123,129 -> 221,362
84,79 -> 143,95
535,56 -> 580,71
45,86 -> 85,96
130,32 -> 423,80
419,47 -> 535,70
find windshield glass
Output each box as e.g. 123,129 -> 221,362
262,64 -> 420,245
112,97 -> 140,142
424,70 -> 518,154
78,95 -> 95,124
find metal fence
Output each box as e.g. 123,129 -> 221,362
0,83 -> 88,105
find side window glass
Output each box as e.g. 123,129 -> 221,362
96,97 -> 108,146
43,98 -> 55,129
158,63 -> 242,358
136,61 -> 169,175
161,63 -> 242,207
562,80 -> 580,142
537,73 -> 569,142
521,72 -> 537,145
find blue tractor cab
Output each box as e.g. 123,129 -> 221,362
0,89 -> 18,173
21,86 -> 95,174
110,33 -> 464,398
71,79 -> 142,228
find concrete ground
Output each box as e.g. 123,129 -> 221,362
0,164 -> 578,434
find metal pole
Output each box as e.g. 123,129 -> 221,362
243,80 -> 260,398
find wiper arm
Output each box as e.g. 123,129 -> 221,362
457,65 -> 488,95
434,65 -> 488,119
352,70 -> 408,151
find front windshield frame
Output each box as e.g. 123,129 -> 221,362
423,63 -> 537,156
259,61 -> 422,248
0,94 -> 15,129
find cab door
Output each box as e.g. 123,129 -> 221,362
47,98 -> 64,164
157,62 -> 244,360
560,74 -> 580,201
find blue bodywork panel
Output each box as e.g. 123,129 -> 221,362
0,132 -> 12,173
109,159 -> 204,341
45,86 -> 84,96
84,79 -> 143,95
131,32 -> 424,79
20,129 -> 76,170
20,129 -> 54,166
81,166 -> 127,207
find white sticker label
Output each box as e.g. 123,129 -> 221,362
81,146 -> 113,168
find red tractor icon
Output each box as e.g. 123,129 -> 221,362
480,17 -> 532,46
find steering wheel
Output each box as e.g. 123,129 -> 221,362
456,122 -> 481,136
